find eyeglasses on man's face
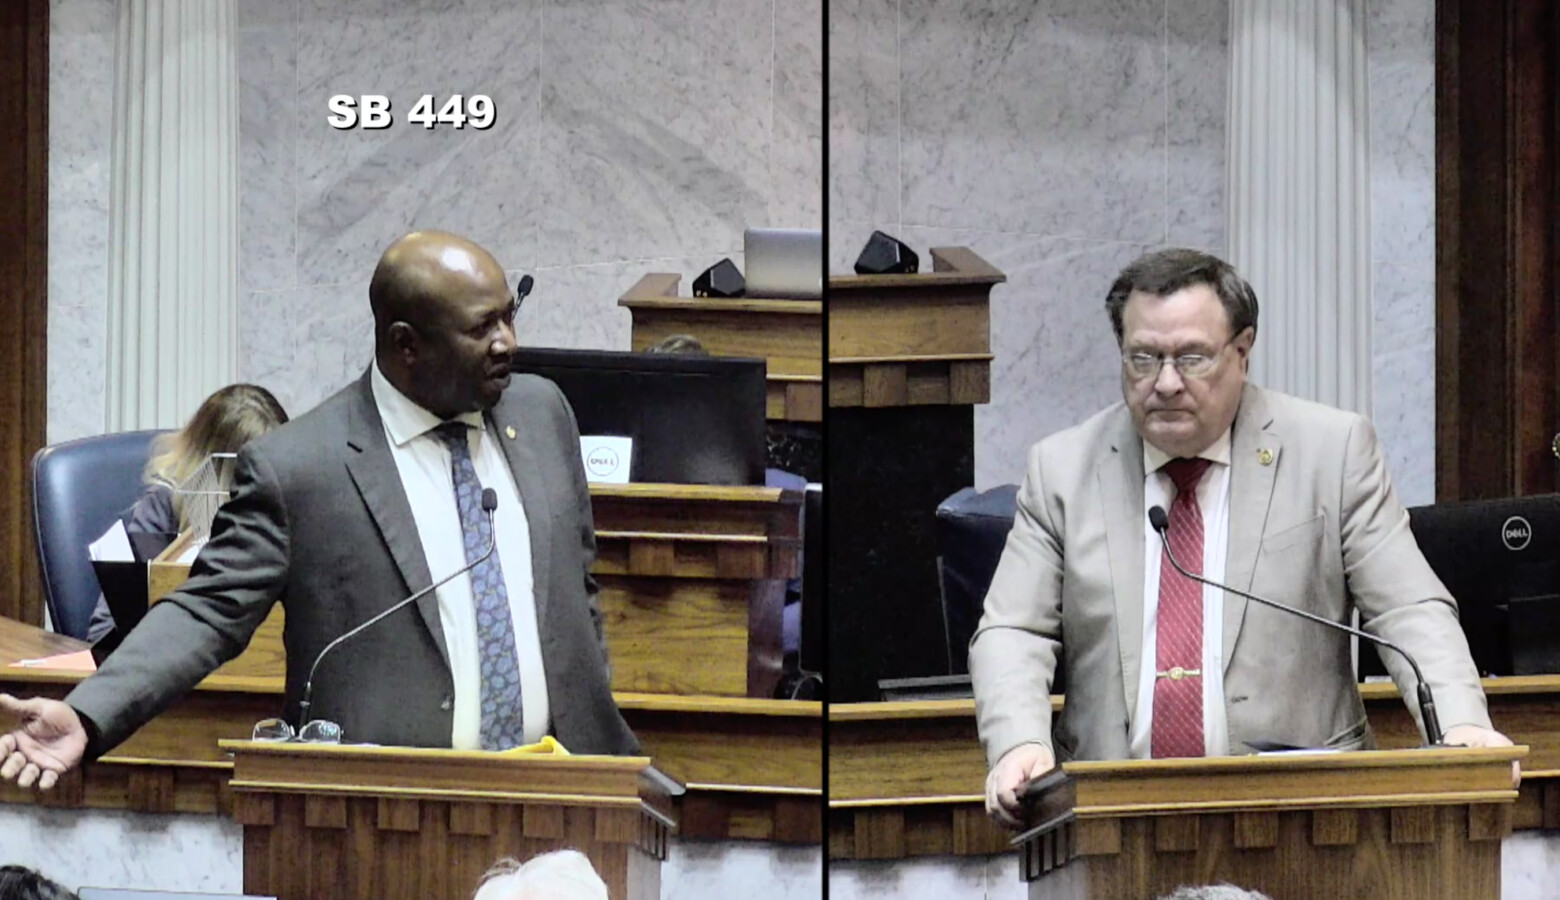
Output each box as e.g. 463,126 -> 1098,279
1121,338 -> 1236,381
251,717 -> 343,744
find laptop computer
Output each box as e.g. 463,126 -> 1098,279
743,228 -> 822,300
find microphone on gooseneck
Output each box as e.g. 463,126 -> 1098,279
298,488 -> 500,727
516,274 -> 535,308
1147,506 -> 1444,747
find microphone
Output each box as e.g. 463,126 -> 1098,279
297,488 -> 500,727
1147,505 -> 1444,746
516,274 -> 535,308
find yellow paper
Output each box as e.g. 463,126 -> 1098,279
7,649 -> 97,672
498,735 -> 570,756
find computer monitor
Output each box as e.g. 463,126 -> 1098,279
1358,493 -> 1560,679
800,483 -> 823,677
508,348 -> 766,486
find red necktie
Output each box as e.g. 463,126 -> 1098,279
1151,457 -> 1212,758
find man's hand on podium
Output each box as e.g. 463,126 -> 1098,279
1443,723 -> 1519,786
0,694 -> 87,790
985,741 -> 1056,828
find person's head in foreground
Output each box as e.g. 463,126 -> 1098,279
1106,247 -> 1259,458
1156,885 -> 1274,900
645,333 -> 708,356
0,866 -> 77,900
371,229 -> 519,420
471,850 -> 608,900
145,382 -> 289,528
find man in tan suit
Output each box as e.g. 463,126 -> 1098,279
972,248 -> 1513,827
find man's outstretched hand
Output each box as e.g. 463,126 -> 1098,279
0,694 -> 87,790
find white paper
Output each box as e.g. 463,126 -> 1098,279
579,435 -> 633,484
88,520 -> 134,562
174,537 -> 206,564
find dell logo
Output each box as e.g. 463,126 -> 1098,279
1502,515 -> 1532,551
586,448 -> 620,477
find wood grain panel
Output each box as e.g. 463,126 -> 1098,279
1436,0 -> 1560,500
829,359 -> 994,408
827,247 -> 1000,410
1232,811 -> 1278,849
828,248 -> 1000,360
231,758 -> 670,900
1048,807 -> 1501,900
0,0 -> 48,626
1312,808 -> 1359,846
597,575 -> 752,696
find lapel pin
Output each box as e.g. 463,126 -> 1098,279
505,426 -> 517,440
1257,448 -> 1274,466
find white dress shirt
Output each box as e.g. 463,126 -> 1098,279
1129,430 -> 1232,758
370,363 -> 550,748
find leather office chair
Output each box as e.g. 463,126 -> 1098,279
935,484 -> 1066,693
31,430 -> 166,640
935,484 -> 1021,675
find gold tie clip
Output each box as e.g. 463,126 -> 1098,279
1156,666 -> 1200,681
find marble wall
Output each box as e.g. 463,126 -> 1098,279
830,0 -> 1436,504
829,0 -> 1230,490
48,0 -> 822,438
0,806 -> 244,892
829,835 -> 1560,900
47,0 -> 115,445
1368,0 -> 1436,507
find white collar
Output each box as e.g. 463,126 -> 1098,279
1142,427 -> 1232,476
369,361 -> 484,448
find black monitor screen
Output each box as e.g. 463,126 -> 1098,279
509,348 -> 766,486
1359,493 -> 1560,678
801,484 -> 823,675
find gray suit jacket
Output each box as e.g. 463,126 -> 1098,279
969,384 -> 1490,767
68,370 -> 638,756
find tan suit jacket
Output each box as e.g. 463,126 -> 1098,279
969,384 -> 1491,767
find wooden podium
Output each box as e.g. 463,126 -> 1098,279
1015,748 -> 1526,900
826,247 -> 1006,701
222,741 -> 674,900
619,273 -> 823,424
828,246 -> 1002,409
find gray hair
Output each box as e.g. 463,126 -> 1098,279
1104,248 -> 1259,345
1157,885 -> 1275,900
471,850 -> 608,900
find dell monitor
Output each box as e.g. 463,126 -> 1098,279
1359,493 -> 1560,679
508,348 -> 766,486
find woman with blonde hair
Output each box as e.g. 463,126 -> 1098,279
85,383 -> 288,641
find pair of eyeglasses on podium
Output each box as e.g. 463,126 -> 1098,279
250,717 -> 343,744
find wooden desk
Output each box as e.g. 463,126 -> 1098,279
829,681 -> 1560,860
0,617 -> 821,845
620,273 -> 823,423
147,483 -> 803,698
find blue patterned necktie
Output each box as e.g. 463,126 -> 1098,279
432,421 -> 525,750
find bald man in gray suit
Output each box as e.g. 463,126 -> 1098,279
972,248 -> 1511,827
1,231 -> 636,790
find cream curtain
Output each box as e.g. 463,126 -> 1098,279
1227,0 -> 1371,414
105,0 -> 239,431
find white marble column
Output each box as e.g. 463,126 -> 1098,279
105,0 -> 240,431
1228,0 -> 1372,415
